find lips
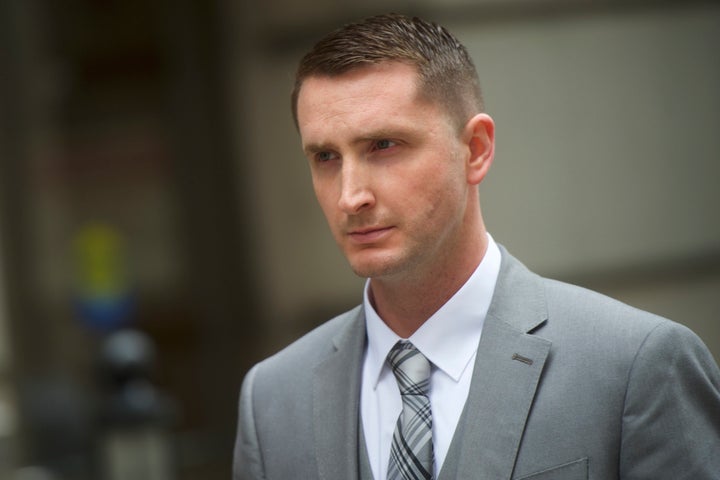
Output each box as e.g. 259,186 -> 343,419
347,226 -> 394,244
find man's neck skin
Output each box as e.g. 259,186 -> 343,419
368,219 -> 489,339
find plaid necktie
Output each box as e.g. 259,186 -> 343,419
387,341 -> 434,480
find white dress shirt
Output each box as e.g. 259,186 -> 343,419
360,234 -> 501,480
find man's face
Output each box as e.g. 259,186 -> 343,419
296,62 -> 476,282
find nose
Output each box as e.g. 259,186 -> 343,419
337,160 -> 375,215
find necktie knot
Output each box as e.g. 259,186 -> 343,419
387,341 -> 431,397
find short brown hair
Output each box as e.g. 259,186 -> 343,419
291,13 -> 484,130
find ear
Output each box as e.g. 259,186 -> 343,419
463,113 -> 495,186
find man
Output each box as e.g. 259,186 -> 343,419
234,13 -> 720,480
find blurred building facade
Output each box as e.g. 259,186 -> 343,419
0,0 -> 718,479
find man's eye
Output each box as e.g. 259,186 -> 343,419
374,139 -> 396,151
316,151 -> 337,162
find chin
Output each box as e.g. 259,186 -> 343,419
347,252 -> 406,279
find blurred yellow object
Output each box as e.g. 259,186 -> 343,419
73,223 -> 128,298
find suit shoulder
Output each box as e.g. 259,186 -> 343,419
252,305 -> 363,378
535,276 -> 715,366
541,276 -> 669,333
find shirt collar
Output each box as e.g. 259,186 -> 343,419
363,234 -> 501,388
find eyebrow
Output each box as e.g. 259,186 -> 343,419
303,127 -> 415,156
303,142 -> 336,157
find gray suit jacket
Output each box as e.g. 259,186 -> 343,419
233,248 -> 720,479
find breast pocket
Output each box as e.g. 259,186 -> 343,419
513,457 -> 588,480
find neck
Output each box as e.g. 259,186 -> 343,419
369,222 -> 488,338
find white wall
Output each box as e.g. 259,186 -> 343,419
458,5 -> 720,359
462,5 -> 720,275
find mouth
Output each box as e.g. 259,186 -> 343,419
347,226 -> 394,244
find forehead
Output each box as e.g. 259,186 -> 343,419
296,62 -> 444,140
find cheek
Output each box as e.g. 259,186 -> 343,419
313,187 -> 347,240
315,193 -> 338,223
422,166 -> 467,220
421,161 -> 464,198
312,176 -> 334,211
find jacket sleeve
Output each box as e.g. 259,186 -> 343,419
233,364 -> 266,480
620,321 -> 720,479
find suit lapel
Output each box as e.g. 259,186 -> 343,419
313,307 -> 367,480
440,248 -> 551,480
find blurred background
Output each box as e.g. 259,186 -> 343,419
0,0 -> 718,478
